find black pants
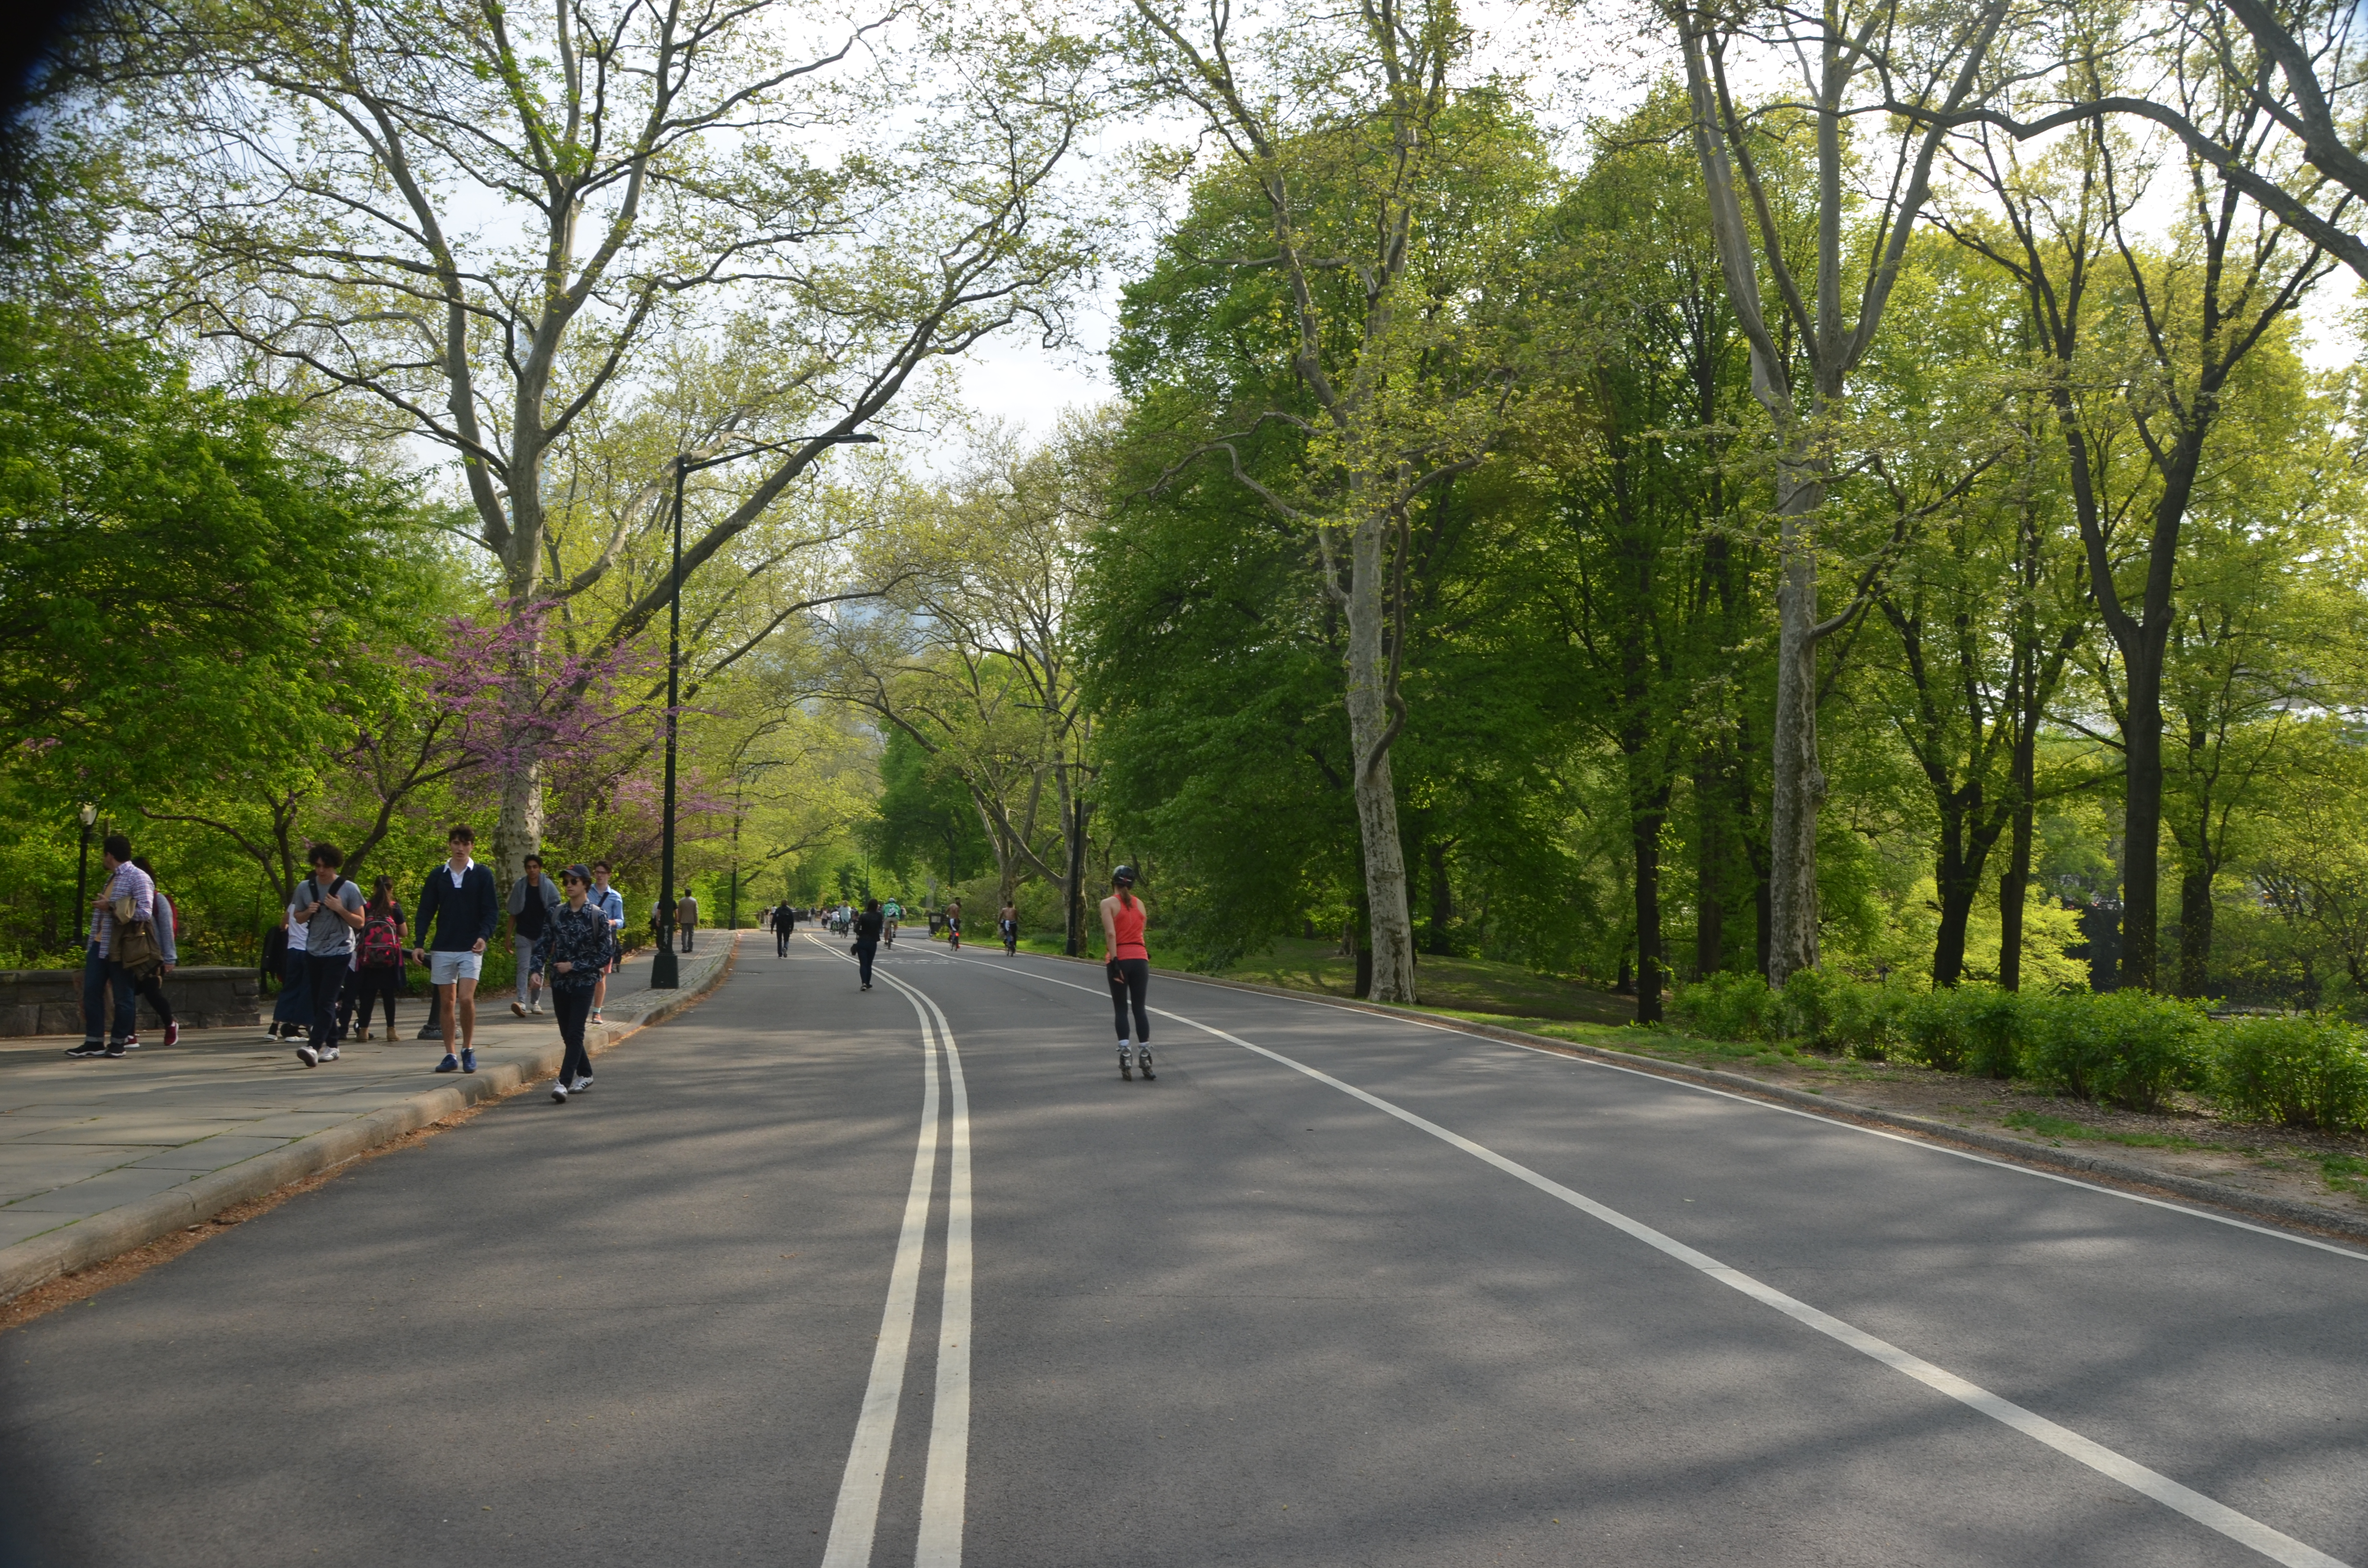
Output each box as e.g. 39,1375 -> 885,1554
555,986 -> 595,1084
347,966 -> 403,1033
1109,957 -> 1150,1042
776,927 -> 790,956
134,968 -> 174,1030
305,953 -> 350,1051
854,941 -> 877,985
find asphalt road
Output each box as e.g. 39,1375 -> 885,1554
2,934 -> 2364,1568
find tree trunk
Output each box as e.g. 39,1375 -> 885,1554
1633,780 -> 1669,1023
1062,795 -> 1089,957
496,754 -> 543,894
1998,787 -> 2035,992
1343,516 -> 1418,1004
1427,839 -> 1453,956
1766,472 -> 1825,986
1694,753 -> 1726,980
2177,866 -> 2215,998
2121,642 -> 2166,991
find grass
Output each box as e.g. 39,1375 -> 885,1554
2000,1110 -> 2204,1150
2321,1153 -> 2368,1196
1216,938 -> 1636,1024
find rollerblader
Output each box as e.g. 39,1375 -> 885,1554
1101,866 -> 1152,1079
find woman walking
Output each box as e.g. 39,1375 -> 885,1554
348,877 -> 408,1041
1102,866 -> 1153,1080
547,865 -> 619,1103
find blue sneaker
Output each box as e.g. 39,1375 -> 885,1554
461,1047 -> 477,1074
435,1053 -> 459,1073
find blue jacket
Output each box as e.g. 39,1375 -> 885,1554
416,861 -> 500,953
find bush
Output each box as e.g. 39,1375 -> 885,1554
1768,969 -> 1910,1057
1899,984 -> 2026,1077
1674,971 -> 1776,1041
2020,990 -> 2208,1111
2209,1014 -> 2368,1132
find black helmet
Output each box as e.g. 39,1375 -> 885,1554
1111,864 -> 1138,886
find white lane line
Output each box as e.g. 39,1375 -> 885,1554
880,974 -> 973,1568
955,949 -> 2368,1263
819,957 -> 942,1568
935,952 -> 2354,1568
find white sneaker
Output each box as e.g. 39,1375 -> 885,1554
320,1047 -> 340,1063
551,1080 -> 570,1102
572,1074 -> 592,1092
531,1003 -> 544,1015
296,1044 -> 319,1067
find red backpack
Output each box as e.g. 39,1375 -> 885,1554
359,913 -> 403,968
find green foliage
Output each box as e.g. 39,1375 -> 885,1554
2018,990 -> 2209,1112
2209,1014 -> 2368,1132
1672,971 -> 1776,1041
1772,969 -> 1912,1059
863,728 -> 990,889
1899,984 -> 2027,1077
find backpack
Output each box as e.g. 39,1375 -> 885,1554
359,913 -> 402,968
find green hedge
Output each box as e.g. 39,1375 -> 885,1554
1673,971 -> 2368,1127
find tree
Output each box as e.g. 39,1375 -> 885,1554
102,0 -> 1100,879
1117,0 -> 1542,1001
1666,0 -> 2013,983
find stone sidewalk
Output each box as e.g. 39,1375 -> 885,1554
0,934 -> 742,1300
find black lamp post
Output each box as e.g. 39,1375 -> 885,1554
650,430 -> 881,989
74,802 -> 96,944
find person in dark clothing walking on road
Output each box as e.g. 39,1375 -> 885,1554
545,865 -> 618,1103
851,898 -> 884,990
414,824 -> 499,1074
774,899 -> 797,956
289,844 -> 365,1067
68,835 -> 152,1058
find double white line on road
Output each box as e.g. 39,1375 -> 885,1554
949,949 -> 2353,1568
814,935 -> 972,1568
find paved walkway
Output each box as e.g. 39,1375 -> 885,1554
0,936 -> 740,1262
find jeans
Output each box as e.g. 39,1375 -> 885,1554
306,953 -> 351,1052
679,924 -> 695,952
854,941 -> 876,985
554,986 -> 595,1084
81,942 -> 135,1046
776,926 -> 790,956
516,933 -> 545,1005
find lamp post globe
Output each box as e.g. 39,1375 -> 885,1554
74,803 -> 96,946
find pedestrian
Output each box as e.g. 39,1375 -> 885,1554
1102,865 -> 1153,1080
945,896 -> 963,951
507,853 -> 561,1017
270,910 -> 311,1041
650,897 -> 667,950
590,861 -> 625,1025
124,856 -> 181,1048
999,899 -> 1018,956
545,864 -> 619,1103
66,833 -> 153,1058
774,896 -> 797,956
851,896 -> 884,991
347,876 -> 408,1041
259,913 -> 287,1006
677,889 -> 699,953
413,824 -> 499,1074
288,843 -> 366,1067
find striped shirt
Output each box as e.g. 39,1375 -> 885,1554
87,861 -> 155,958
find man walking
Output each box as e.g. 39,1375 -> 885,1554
851,897 -> 884,990
289,844 -> 365,1067
590,861 -> 625,1025
508,854 -> 561,1017
545,865 -> 619,1103
414,824 -> 499,1074
67,834 -> 152,1059
774,897 -> 797,956
677,889 -> 699,953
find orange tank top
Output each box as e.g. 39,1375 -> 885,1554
1111,895 -> 1147,960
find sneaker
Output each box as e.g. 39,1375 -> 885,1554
1118,1045 -> 1133,1081
551,1080 -> 570,1103
531,1003 -> 543,1015
1138,1046 -> 1156,1080
124,1033 -> 140,1049
572,1074 -> 592,1092
590,1011 -> 604,1025
461,1047 -> 477,1074
65,1040 -> 107,1058
296,1044 -> 319,1067
105,1043 -> 126,1058
435,1053 -> 459,1073
164,1021 -> 180,1047
510,1001 -> 527,1018
320,1046 -> 340,1063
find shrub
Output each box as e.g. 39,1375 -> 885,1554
2020,990 -> 2208,1111
1674,971 -> 1775,1041
2209,1014 -> 2368,1132
1771,969 -> 1910,1057
1899,984 -> 2025,1078
1775,968 -> 1841,1049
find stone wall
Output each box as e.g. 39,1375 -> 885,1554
0,967 -> 261,1038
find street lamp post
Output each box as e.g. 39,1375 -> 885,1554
649,430 -> 880,989
74,803 -> 96,945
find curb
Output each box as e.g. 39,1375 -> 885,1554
0,936 -> 742,1304
1033,951 -> 2368,1248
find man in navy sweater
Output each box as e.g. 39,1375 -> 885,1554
412,824 -> 500,1073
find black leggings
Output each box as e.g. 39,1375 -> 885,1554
1108,957 -> 1149,1042
348,966 -> 403,1032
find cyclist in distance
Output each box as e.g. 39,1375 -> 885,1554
1102,866 -> 1153,1080
883,896 -> 902,948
